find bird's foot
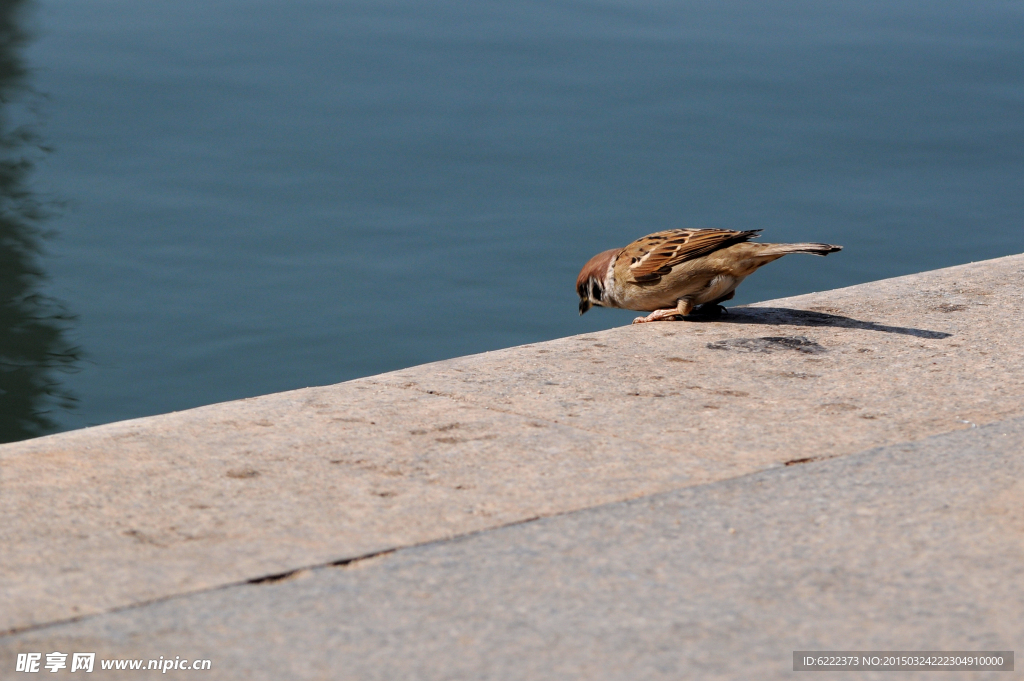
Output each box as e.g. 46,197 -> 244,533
632,308 -> 686,324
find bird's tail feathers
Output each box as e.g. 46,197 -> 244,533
758,242 -> 842,257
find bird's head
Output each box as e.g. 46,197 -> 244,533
576,248 -> 619,315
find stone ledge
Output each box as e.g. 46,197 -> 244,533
2,253 -> 1023,635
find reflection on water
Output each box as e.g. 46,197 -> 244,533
0,0 -> 78,443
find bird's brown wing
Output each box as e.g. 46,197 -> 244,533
625,228 -> 762,283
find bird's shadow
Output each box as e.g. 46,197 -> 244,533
693,306 -> 952,339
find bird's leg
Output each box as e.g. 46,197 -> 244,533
632,298 -> 695,324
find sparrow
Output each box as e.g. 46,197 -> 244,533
577,228 -> 842,323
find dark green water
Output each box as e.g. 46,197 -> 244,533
2,0 -> 1022,441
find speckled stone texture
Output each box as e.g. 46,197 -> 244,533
2,416 -> 1021,680
1,254 -> 1022,675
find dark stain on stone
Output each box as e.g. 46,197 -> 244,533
818,402 -> 858,414
777,371 -> 819,379
436,434 -> 498,444
226,468 -> 261,479
122,529 -> 165,547
667,356 -> 694,363
935,303 -> 967,313
706,336 -> 826,354
785,456 -> 823,466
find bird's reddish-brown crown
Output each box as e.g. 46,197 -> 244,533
576,248 -> 619,290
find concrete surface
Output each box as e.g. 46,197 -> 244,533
3,415 -> 1022,680
1,254 -> 1023,678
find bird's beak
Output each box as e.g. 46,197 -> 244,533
579,299 -> 591,315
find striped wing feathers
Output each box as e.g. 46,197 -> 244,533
625,228 -> 762,283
